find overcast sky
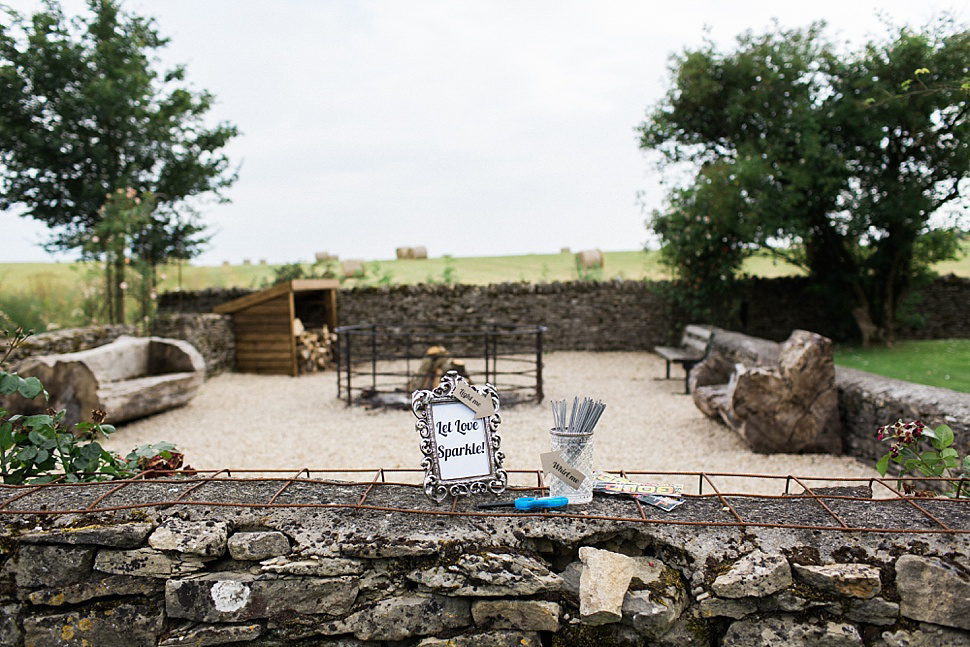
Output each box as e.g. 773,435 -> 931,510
2,0 -> 968,265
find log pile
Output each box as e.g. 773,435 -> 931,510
294,318 -> 335,374
407,345 -> 469,392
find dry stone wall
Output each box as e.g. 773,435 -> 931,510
336,281 -> 675,351
158,274 -> 970,347
153,313 -> 235,376
157,287 -> 253,316
735,274 -> 970,343
1,483 -> 969,646
837,366 -> 970,466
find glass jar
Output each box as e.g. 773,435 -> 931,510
549,428 -> 594,504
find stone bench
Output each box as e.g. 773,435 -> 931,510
3,335 -> 205,427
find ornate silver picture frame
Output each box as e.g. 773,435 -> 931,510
412,372 -> 507,503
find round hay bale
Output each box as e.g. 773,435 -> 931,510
576,249 -> 604,269
341,259 -> 366,278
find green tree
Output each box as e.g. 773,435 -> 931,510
650,162 -> 759,322
639,18 -> 970,344
0,0 -> 236,323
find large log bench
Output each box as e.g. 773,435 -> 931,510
653,324 -> 714,393
689,329 -> 842,454
2,335 -> 206,427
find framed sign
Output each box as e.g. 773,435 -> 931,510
412,371 -> 507,502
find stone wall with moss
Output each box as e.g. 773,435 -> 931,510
1,481 -> 968,646
837,366 -> 970,467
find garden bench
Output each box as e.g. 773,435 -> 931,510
654,325 -> 714,394
3,335 -> 206,427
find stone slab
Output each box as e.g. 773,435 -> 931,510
165,572 -> 359,622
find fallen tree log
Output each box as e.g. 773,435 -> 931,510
690,329 -> 842,454
2,336 -> 206,428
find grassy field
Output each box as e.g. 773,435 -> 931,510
0,249 -> 808,308
1,245 -> 967,331
3,244 -> 966,295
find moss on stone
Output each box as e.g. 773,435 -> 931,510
685,614 -> 713,644
640,566 -> 684,605
551,623 -> 639,647
789,579 -> 837,604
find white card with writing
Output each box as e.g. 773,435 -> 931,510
431,402 -> 491,481
454,382 -> 496,418
541,449 -> 587,490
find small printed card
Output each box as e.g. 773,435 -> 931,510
593,471 -> 684,497
431,402 -> 491,481
454,381 -> 496,418
637,494 -> 685,512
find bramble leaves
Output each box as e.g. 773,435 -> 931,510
876,453 -> 890,477
875,420 -> 967,497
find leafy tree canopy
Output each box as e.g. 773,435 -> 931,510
639,17 -> 970,344
0,0 -> 238,260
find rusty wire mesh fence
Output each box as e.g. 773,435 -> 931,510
2,469 -> 968,534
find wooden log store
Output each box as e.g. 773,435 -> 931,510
214,279 -> 339,376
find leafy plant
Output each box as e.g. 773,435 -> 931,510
875,419 -> 970,497
0,322 -> 188,484
370,262 -> 394,286
574,260 -> 604,282
268,259 -> 337,286
440,256 -> 458,284
540,263 -> 551,282
422,256 -> 459,285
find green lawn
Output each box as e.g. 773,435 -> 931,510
834,339 -> 970,393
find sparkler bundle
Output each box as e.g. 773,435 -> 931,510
550,397 -> 606,436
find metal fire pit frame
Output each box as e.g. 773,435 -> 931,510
334,322 -> 546,407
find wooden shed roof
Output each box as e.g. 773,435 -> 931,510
213,279 -> 339,314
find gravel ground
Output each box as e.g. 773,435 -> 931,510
102,351 -> 882,495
